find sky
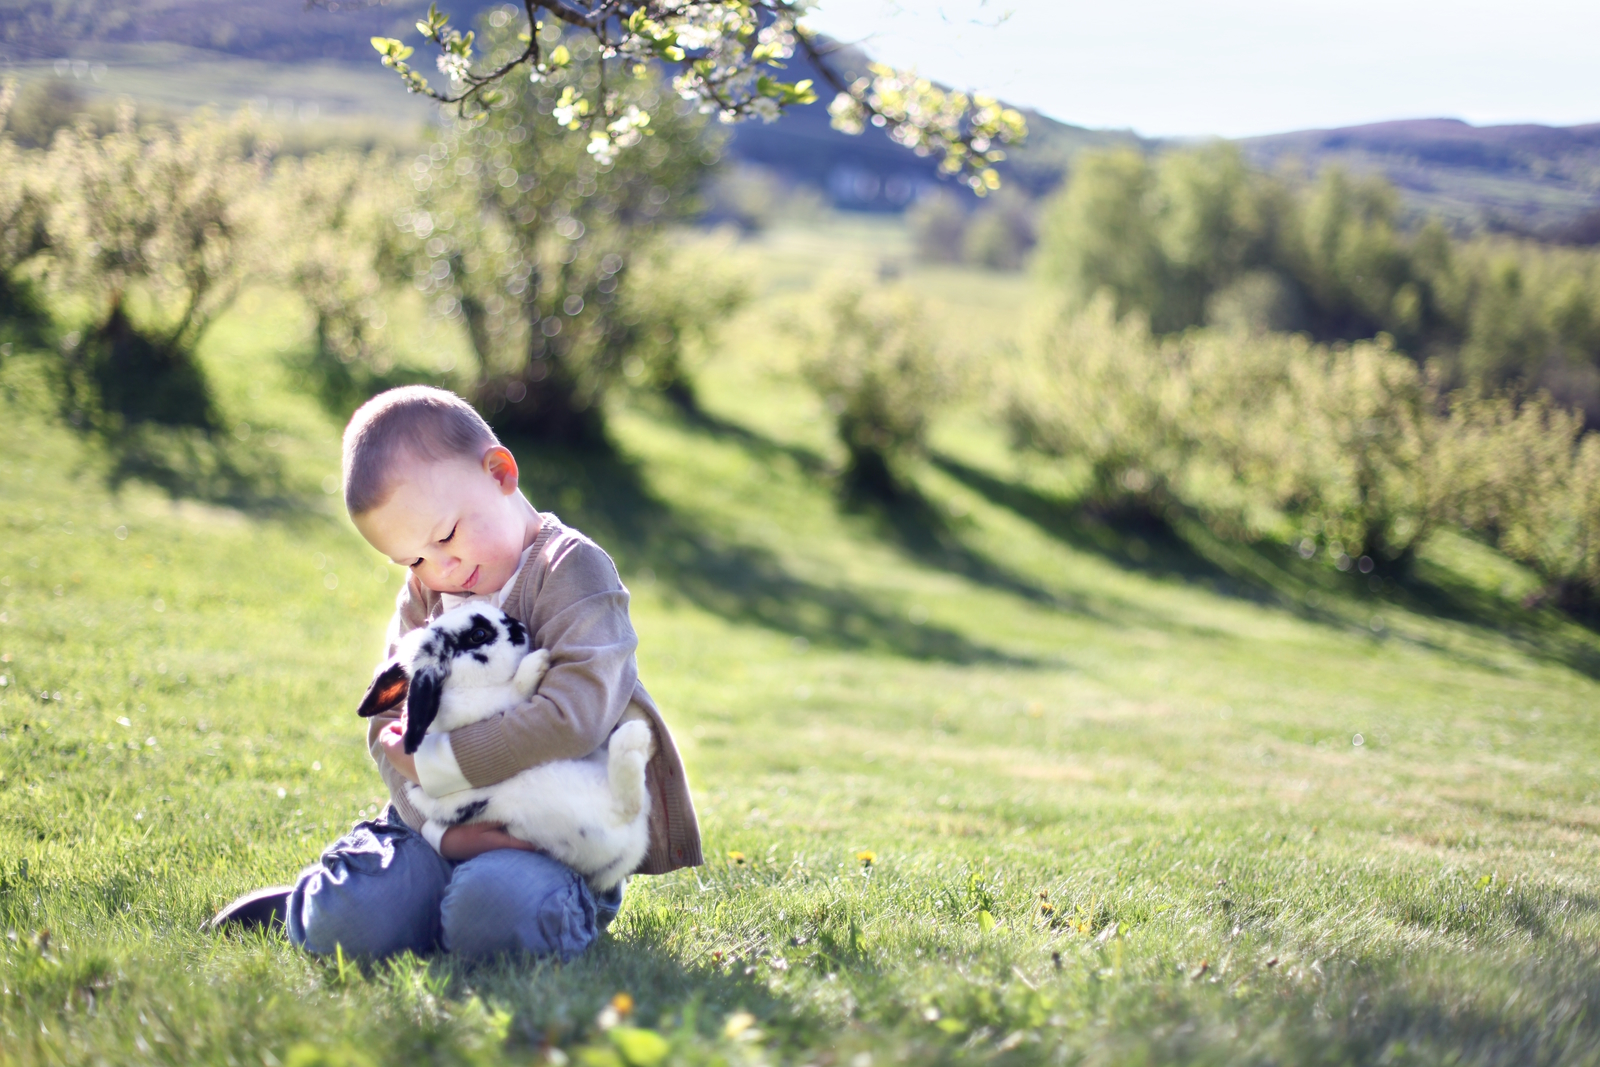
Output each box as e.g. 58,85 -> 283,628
803,0 -> 1600,139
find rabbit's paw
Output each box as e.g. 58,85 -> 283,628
611,718 -> 655,759
513,648 -> 551,696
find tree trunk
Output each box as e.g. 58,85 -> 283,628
483,355 -> 607,448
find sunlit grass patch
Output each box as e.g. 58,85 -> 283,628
6,243 -> 1600,1063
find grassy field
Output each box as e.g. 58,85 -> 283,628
6,221 -> 1600,1066
6,44 -> 437,125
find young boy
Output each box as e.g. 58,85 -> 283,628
213,386 -> 700,958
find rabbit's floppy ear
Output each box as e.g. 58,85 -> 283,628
357,661 -> 409,718
402,665 -> 446,754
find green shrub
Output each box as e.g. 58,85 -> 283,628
1275,338 -> 1447,565
796,277 -> 953,498
1439,394 -> 1600,608
1008,302 -> 1452,570
611,235 -> 749,411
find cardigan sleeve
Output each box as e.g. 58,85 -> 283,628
445,534 -> 639,787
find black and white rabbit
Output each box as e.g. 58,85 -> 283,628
356,604 -> 653,890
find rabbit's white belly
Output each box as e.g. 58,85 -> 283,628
405,744 -> 650,890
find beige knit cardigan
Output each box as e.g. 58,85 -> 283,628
364,514 -> 703,875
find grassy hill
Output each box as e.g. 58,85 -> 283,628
5,219 -> 1600,1063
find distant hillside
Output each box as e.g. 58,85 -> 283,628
1237,118 -> 1600,238
717,41 -> 1141,210
0,0 -> 473,62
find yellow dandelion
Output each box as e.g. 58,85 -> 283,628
727,850 -> 746,865
610,992 -> 634,1017
857,850 -> 877,866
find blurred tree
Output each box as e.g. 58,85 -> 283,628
6,79 -> 81,149
611,235 -> 748,410
1204,270 -> 1306,334
961,186 -> 1036,271
0,82 -> 53,352
1280,168 -> 1420,343
1006,298 -> 1453,571
267,150 -> 435,415
907,190 -> 967,264
1038,144 -> 1600,415
795,276 -> 952,499
700,164 -> 779,233
393,20 -> 721,444
43,106 -> 266,430
1036,149 -> 1177,329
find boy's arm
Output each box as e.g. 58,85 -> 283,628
366,711 -> 430,826
415,536 -> 639,792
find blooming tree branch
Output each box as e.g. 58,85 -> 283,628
333,1 -> 1026,193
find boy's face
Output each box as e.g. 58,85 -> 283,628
353,447 -> 533,597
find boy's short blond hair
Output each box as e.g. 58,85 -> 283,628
342,386 -> 501,515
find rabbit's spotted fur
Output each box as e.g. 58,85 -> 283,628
357,604 -> 653,890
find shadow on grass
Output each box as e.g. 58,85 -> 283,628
395,907 -> 851,1055
931,453 -> 1292,603
933,453 -> 1600,681
508,434 -> 1027,665
674,405 -> 832,478
843,477 -> 1101,617
1305,948 -> 1600,1067
676,405 -> 1124,628
98,424 -> 311,516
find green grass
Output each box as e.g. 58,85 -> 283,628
7,223 -> 1600,1065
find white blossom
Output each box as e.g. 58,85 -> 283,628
674,24 -> 718,50
607,105 -> 649,148
756,24 -> 796,59
437,53 -> 470,83
586,132 -> 618,165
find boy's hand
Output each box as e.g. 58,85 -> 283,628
378,721 -> 420,784
439,822 -> 538,860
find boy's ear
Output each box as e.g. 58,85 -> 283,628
483,445 -> 519,495
357,661 -> 409,718
402,666 -> 446,754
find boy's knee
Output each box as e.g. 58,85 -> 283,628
440,850 -> 600,960
288,819 -> 450,959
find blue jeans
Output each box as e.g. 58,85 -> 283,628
286,806 -> 623,960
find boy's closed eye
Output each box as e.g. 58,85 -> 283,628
407,523 -> 458,568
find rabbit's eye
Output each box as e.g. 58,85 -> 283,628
468,626 -> 491,645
